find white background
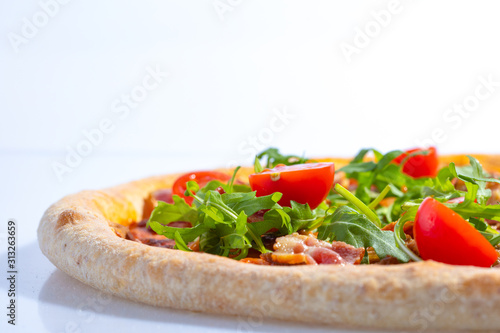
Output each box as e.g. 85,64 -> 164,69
1,0 -> 500,332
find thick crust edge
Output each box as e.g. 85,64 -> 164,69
38,156 -> 500,331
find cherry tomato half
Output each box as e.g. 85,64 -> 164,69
393,147 -> 438,178
249,163 -> 335,209
414,197 -> 498,267
172,171 -> 231,205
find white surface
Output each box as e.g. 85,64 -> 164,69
2,0 -> 500,332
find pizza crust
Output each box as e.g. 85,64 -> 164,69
38,156 -> 500,331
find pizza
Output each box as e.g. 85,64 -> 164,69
38,147 -> 500,331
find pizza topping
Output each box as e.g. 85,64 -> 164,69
148,166 -> 333,258
259,233 -> 364,266
255,147 -> 309,169
318,204 -> 411,263
392,147 -> 439,178
413,197 -> 498,267
141,147 -> 500,268
249,162 -> 335,209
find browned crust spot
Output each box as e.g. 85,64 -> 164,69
56,209 -> 83,229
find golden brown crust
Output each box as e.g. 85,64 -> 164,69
38,157 -> 500,331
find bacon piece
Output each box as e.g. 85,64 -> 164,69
166,221 -> 192,228
377,256 -> 400,265
405,237 -> 420,257
330,241 -> 365,264
307,247 -> 345,265
379,197 -> 396,207
493,247 -> 500,268
128,222 -> 169,242
382,222 -> 397,232
259,233 -> 364,266
382,221 -> 414,238
140,238 -> 176,249
247,209 -> 267,223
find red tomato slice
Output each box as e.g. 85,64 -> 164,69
172,171 -> 231,205
414,197 -> 498,267
248,163 -> 335,209
393,147 -> 438,178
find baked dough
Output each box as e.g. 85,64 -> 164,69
38,156 -> 500,331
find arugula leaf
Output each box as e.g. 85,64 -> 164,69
200,179 -> 252,197
200,206 -> 226,224
334,183 -> 381,227
173,231 -> 193,251
339,149 -> 407,204
318,206 -> 410,263
149,222 -> 209,243
148,196 -> 198,226
469,217 -> 488,232
226,166 -> 241,194
489,234 -> 500,247
185,180 -> 200,196
447,201 -> 500,220
375,150 -> 405,172
256,147 -> 308,168
349,148 -> 381,164
337,161 -> 376,173
284,201 -> 318,232
261,209 -> 293,233
449,156 -> 494,205
254,156 -> 263,173
245,222 -> 268,253
229,192 -> 282,216
434,166 -> 457,193
251,213 -> 289,235
250,201 -> 325,236
393,206 -> 422,262
221,192 -> 257,206
368,185 -> 391,210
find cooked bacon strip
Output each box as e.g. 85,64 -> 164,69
258,233 -> 364,266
